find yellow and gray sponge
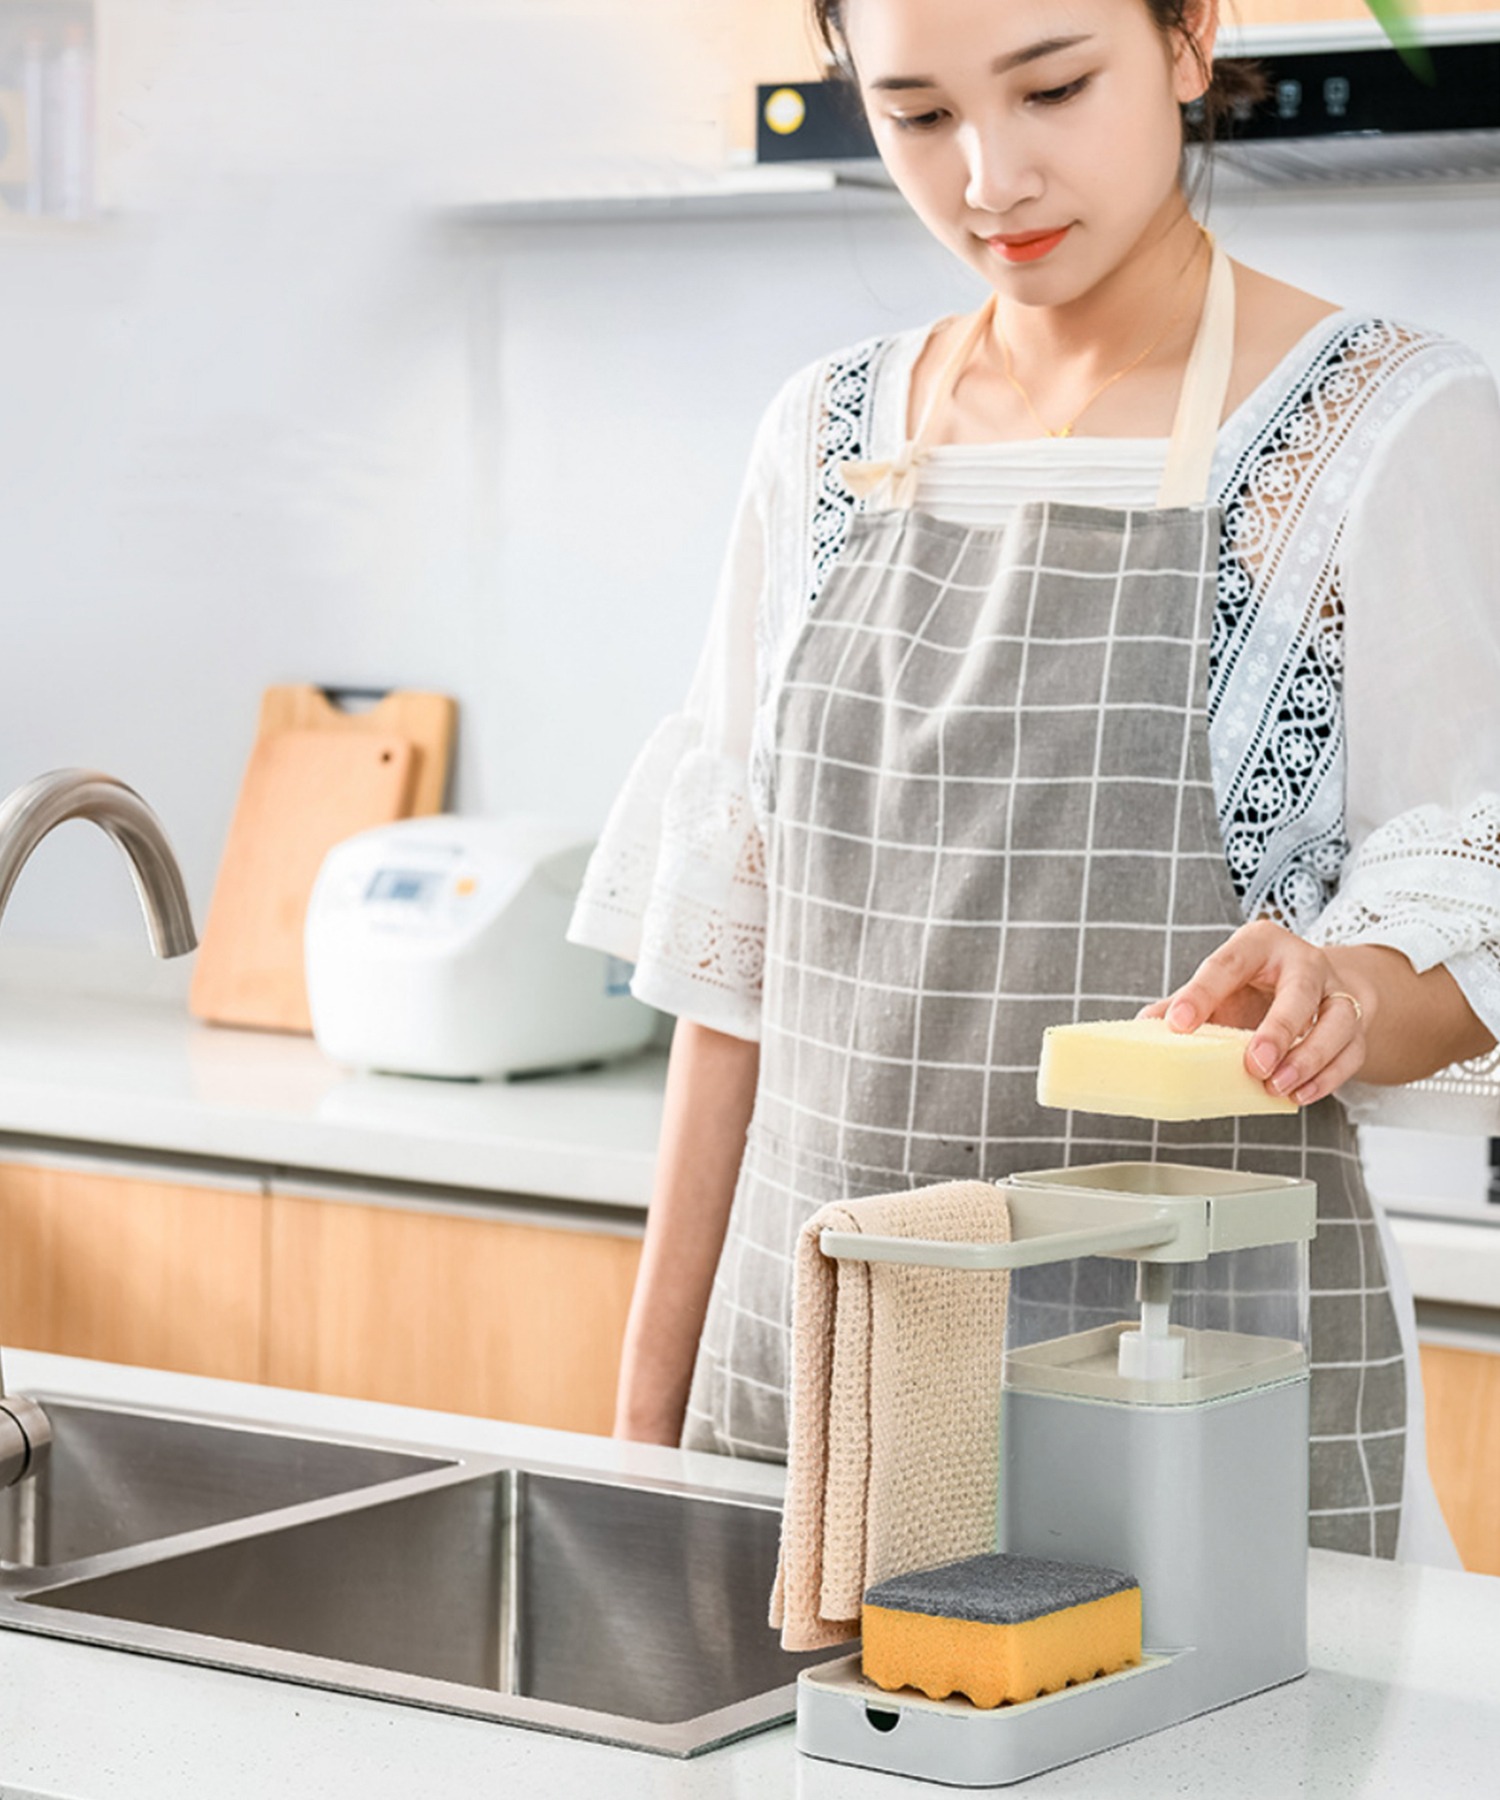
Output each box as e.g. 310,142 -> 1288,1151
862,1553 -> 1142,1709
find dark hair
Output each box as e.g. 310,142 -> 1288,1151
808,1 -> 1267,145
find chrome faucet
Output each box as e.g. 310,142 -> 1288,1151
0,770 -> 197,1490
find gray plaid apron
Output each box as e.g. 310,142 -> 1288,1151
682,247 -> 1406,1558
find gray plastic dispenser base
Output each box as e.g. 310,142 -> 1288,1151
796,1374 -> 1310,1786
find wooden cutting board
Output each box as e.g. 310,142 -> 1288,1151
255,686 -> 457,816
189,728 -> 418,1034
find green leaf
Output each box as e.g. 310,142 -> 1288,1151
1363,0 -> 1436,84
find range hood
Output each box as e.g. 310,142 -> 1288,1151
755,14 -> 1500,187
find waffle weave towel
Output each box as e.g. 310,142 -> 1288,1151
770,1181 -> 1012,1652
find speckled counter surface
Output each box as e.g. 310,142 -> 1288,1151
0,984 -> 664,1207
1,1349 -> 1498,1800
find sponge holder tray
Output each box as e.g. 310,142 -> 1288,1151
797,1160 -> 1315,1789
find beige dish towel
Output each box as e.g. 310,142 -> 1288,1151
770,1181 -> 1013,1652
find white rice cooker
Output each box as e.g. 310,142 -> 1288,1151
305,815 -> 656,1079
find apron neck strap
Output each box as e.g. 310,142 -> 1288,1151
1156,237 -> 1235,508
908,297 -> 1000,451
904,233 -> 1236,509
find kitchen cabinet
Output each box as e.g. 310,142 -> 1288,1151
727,0 -> 1496,111
0,1158 -> 641,1433
0,1161 -> 264,1381
264,1190 -> 641,1434
1233,0 -> 1488,22
1420,1341 -> 1500,1576
0,987 -> 662,1427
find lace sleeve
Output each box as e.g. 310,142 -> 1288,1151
1309,796 -> 1500,1128
568,720 -> 768,1040
1308,795 -> 1500,1036
567,712 -> 700,965
629,747 -> 767,1038
1314,360 -> 1500,1129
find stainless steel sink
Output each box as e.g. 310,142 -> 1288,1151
0,1399 -> 448,1571
0,1401 -> 846,1755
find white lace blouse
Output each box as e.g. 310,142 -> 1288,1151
569,311 -> 1500,1132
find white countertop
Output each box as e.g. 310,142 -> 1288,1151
0,973 -> 1497,1309
0,982 -> 665,1208
0,1348 -> 1498,1800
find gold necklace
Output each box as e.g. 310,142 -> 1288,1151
992,228 -> 1211,440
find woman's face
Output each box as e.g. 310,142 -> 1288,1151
843,0 -> 1214,304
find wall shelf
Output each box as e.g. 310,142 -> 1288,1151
444,162 -> 900,225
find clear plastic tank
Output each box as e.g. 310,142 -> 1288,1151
998,1162 -> 1313,1407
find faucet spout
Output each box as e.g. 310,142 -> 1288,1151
0,769 -> 197,957
0,1396 -> 50,1490
0,769 -> 194,1485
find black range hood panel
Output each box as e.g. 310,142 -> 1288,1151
756,33 -> 1500,185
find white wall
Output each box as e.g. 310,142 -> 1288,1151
2,2 -> 1498,953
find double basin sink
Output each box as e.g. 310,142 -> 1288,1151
0,1396 -> 842,1756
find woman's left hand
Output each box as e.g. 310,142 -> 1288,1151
1138,920 -> 1374,1106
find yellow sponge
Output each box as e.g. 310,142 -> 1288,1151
1036,1017 -> 1295,1121
862,1553 -> 1141,1709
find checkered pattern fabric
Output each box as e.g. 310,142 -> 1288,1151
682,499 -> 1405,1560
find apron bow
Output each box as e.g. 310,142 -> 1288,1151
839,449 -> 926,511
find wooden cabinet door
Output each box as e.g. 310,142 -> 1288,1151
1420,1342 -> 1500,1575
0,1162 -> 265,1382
265,1193 -> 642,1435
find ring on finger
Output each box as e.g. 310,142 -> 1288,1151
1320,989 -> 1364,1025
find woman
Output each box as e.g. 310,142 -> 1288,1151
570,0 -> 1500,1564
